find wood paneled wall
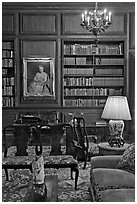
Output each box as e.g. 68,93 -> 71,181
2,2 -> 135,137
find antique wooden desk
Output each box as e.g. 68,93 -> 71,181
10,122 -> 69,156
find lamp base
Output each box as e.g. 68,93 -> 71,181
108,120 -> 125,148
108,135 -> 125,147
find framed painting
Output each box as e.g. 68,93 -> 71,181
23,57 -> 55,101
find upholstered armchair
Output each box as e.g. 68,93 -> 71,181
89,143 -> 135,202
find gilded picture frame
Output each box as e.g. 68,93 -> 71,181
23,57 -> 55,101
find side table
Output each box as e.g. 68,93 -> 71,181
23,174 -> 58,202
98,142 -> 130,155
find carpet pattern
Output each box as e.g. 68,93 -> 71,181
2,145 -> 92,202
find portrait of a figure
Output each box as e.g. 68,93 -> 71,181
23,58 -> 55,98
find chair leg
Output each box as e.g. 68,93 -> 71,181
71,166 -> 79,190
82,150 -> 88,170
4,169 -> 9,181
70,168 -> 73,180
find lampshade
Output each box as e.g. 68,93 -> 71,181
101,96 -> 131,120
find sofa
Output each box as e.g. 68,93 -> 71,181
89,143 -> 135,202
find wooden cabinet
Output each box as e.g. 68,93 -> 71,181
2,41 -> 15,107
63,40 -> 125,108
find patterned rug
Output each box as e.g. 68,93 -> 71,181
2,146 -> 92,202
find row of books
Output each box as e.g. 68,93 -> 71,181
2,96 -> 15,107
64,88 -> 122,96
64,77 -> 124,86
64,57 -> 124,65
92,77 -> 124,86
2,68 -> 14,76
64,57 -> 89,65
64,68 -> 123,75
64,44 -> 98,55
63,99 -> 107,107
2,69 -> 8,75
95,58 -> 124,65
64,43 -> 123,55
64,77 -> 93,86
2,50 -> 14,58
64,68 -> 94,75
2,77 -> 15,86
95,68 -> 123,75
2,59 -> 14,67
2,42 -> 13,49
2,86 -> 14,96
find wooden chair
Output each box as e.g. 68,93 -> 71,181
2,124 -> 79,190
66,115 -> 97,169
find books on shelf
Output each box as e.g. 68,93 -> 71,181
63,98 -> 106,107
92,77 -> 124,86
2,41 -> 13,49
95,58 -> 124,65
2,86 -> 14,96
95,68 -> 123,75
64,43 -> 123,55
2,96 -> 14,107
2,41 -> 15,107
2,77 -> 15,86
64,68 -> 93,75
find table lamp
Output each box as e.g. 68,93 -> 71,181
101,96 -> 131,147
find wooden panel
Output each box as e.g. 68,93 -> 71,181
20,14 -> 57,34
62,13 -> 126,35
22,40 -> 56,58
129,13 -> 135,49
2,14 -> 14,34
105,14 -> 126,34
62,13 -> 88,34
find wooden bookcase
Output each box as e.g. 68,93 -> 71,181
2,41 -> 15,107
63,40 -> 125,108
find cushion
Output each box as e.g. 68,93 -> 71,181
92,168 -> 135,189
90,168 -> 135,202
101,189 -> 135,202
117,143 -> 135,174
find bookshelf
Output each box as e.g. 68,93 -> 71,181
2,41 -> 15,107
63,41 -> 125,107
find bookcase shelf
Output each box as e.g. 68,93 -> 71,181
63,40 -> 125,107
2,41 -> 15,107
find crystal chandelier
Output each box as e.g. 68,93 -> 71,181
81,2 -> 112,42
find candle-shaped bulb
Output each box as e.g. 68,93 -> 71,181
84,10 -> 87,21
82,13 -> 84,22
87,16 -> 90,25
108,11 -> 112,22
104,9 -> 107,14
106,15 -> 109,21
84,10 -> 87,15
